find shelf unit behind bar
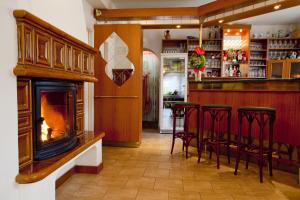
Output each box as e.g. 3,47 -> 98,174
162,35 -> 300,79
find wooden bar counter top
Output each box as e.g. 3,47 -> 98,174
188,78 -> 300,145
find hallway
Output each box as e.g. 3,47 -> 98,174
56,131 -> 300,200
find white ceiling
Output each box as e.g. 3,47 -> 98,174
86,0 -> 215,9
235,6 -> 300,25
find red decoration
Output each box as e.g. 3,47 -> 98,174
194,47 -> 205,55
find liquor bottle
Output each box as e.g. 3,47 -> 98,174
237,50 -> 243,61
233,66 -> 237,77
237,67 -> 241,77
224,66 -> 229,77
229,66 -> 234,77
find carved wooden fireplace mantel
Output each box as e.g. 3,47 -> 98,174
14,10 -> 103,187
14,10 -> 97,82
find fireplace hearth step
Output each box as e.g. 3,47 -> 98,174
16,131 -> 105,184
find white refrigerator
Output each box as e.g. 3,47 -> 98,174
159,53 -> 188,133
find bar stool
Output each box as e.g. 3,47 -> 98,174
198,104 -> 232,169
170,102 -> 200,159
234,106 -> 276,183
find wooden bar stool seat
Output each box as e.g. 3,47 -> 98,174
198,104 -> 232,169
234,106 -> 276,182
170,102 -> 200,159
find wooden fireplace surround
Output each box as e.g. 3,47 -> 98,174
14,10 -> 104,184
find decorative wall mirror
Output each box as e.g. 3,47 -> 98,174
99,32 -> 134,86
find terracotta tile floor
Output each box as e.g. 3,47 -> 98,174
56,131 -> 300,200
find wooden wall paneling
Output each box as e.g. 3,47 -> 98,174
17,78 -> 32,168
89,54 -> 94,75
82,51 -> 90,74
65,45 -> 73,71
17,24 -> 24,63
14,10 -> 97,83
18,129 -> 32,168
23,24 -> 34,64
53,38 -> 66,70
76,82 -> 84,137
94,24 -> 142,145
17,79 -> 31,111
35,29 -> 51,67
73,47 -> 82,73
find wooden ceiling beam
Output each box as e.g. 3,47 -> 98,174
203,0 -> 300,28
141,0 -> 300,29
197,0 -> 250,16
94,0 -> 250,19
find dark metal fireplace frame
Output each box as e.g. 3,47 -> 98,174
32,79 -> 78,160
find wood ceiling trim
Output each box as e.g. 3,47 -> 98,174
204,0 -> 300,28
94,0 -> 250,19
142,0 -> 300,29
142,24 -> 199,29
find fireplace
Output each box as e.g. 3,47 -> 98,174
32,79 -> 78,160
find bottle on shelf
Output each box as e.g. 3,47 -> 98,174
237,67 -> 241,77
233,66 -> 237,77
229,66 -> 234,77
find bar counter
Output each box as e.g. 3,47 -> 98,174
188,78 -> 300,145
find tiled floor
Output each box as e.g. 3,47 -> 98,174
56,131 -> 300,200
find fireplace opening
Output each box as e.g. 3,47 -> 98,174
33,79 -> 78,160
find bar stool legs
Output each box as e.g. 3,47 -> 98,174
234,107 -> 276,183
198,105 -> 232,169
170,103 -> 200,159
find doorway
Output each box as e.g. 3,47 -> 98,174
142,29 -> 198,134
142,50 -> 159,129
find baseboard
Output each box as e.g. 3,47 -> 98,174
55,168 -> 75,189
103,141 -> 141,148
55,162 -> 103,189
74,163 -> 103,174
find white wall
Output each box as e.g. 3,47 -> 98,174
251,25 -> 291,37
0,0 -> 94,199
82,0 -> 96,131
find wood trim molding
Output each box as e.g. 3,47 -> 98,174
74,163 -> 103,174
14,10 -> 97,82
204,0 -> 300,27
16,132 -> 105,184
103,141 -> 141,148
55,163 -> 104,189
94,96 -> 139,99
94,0 -> 249,19
142,24 -> 199,29
14,65 -> 98,82
55,168 -> 75,189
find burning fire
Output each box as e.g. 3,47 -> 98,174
40,92 -> 67,142
41,120 -> 50,142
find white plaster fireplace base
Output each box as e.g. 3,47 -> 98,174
17,139 -> 102,200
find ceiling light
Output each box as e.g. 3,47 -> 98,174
227,29 -> 231,33
176,25 -> 181,29
240,29 -> 243,32
218,19 -> 224,24
274,4 -> 281,10
236,33 -> 240,35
